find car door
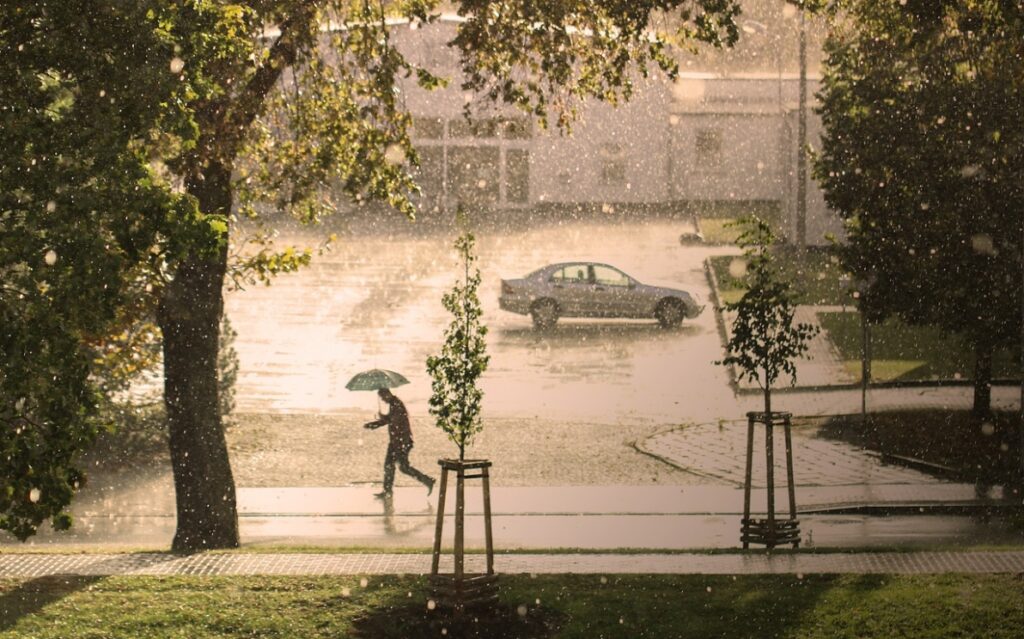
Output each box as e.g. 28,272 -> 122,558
590,264 -> 639,317
546,264 -> 592,316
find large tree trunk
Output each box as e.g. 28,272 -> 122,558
973,340 -> 993,417
158,161 -> 239,552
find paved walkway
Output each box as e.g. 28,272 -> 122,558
6,484 -> 1020,551
641,421 -> 953,489
2,551 -> 1023,577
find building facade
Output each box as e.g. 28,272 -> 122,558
392,18 -> 842,244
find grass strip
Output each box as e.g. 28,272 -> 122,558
818,312 -> 1019,383
2,574 -> 1023,638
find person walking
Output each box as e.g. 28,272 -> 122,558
364,387 -> 435,498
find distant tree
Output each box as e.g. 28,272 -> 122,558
426,217 -> 488,461
815,0 -> 1024,415
2,0 -> 742,549
718,217 -> 819,414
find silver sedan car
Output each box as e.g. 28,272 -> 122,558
499,262 -> 703,329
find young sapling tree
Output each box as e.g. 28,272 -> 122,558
719,217 -> 819,415
427,220 -> 489,461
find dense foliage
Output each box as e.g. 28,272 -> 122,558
0,1 -> 191,539
815,0 -> 1024,414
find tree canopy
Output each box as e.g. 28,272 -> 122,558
0,1 -> 195,539
815,0 -> 1024,414
2,0 -> 743,549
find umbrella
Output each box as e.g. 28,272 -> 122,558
345,368 -> 410,391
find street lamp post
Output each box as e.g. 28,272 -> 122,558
796,7 -> 808,248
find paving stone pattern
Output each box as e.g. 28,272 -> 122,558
642,422 -> 940,488
2,552 -> 1023,577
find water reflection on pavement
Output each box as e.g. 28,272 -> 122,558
225,220 -> 737,424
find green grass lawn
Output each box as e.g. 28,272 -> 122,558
697,218 -> 743,245
709,247 -> 854,306
818,312 -> 1019,383
820,410 -> 1023,486
3,574 -> 1024,638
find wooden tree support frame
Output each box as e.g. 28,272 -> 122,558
742,411 -> 800,549
430,458 -> 497,611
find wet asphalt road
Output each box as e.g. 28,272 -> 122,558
225,219 -> 738,424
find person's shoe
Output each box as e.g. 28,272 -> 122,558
426,478 -> 436,496
374,490 -> 391,500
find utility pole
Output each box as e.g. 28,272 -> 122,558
796,7 -> 808,248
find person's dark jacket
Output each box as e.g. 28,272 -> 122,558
366,395 -> 413,449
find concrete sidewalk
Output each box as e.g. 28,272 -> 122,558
5,485 -> 1021,551
2,550 -> 1024,577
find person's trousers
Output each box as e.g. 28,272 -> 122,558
383,443 -> 433,492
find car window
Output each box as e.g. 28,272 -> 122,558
592,265 -> 631,287
549,264 -> 589,283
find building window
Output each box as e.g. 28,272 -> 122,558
505,149 -> 529,203
501,117 -> 531,140
449,117 -> 501,139
598,142 -> 626,186
411,117 -> 444,139
695,128 -> 723,165
448,146 -> 500,207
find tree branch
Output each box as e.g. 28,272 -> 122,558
220,1 -> 321,159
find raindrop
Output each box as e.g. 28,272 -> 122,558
341,587 -> 351,597
29,488 -> 41,503
705,586 -> 712,593
14,397 -> 25,412
971,234 -> 996,256
170,57 -> 185,74
960,165 -> 981,178
44,250 -> 58,266
920,202 -> 930,211
728,259 -> 747,279
46,200 -> 56,213
384,144 -> 406,165
980,422 -> 995,436
516,604 -> 528,617
359,577 -> 368,588
476,179 -> 487,189
619,618 -> 625,624
668,115 -> 680,126
599,576 -> 608,584
441,629 -> 447,636
427,599 -> 436,610
535,598 -> 540,605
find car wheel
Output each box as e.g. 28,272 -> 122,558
531,299 -> 559,329
656,298 -> 685,329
